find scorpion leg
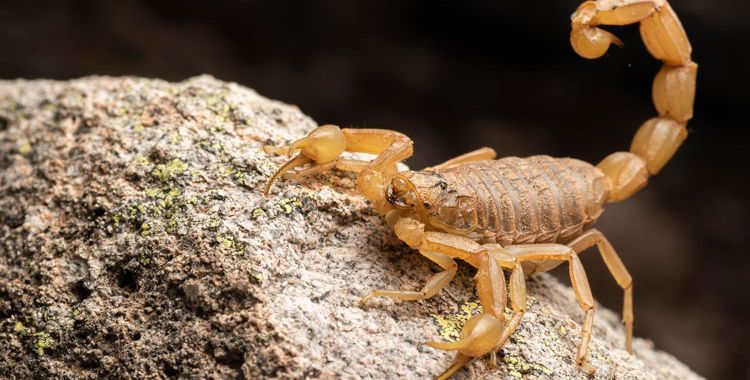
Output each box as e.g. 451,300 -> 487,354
375,217 -> 517,379
430,147 -> 497,170
569,229 -> 634,353
426,250 -> 510,380
487,254 -> 527,357
504,244 -> 597,373
359,250 -> 458,304
428,248 -> 528,380
361,217 -> 482,305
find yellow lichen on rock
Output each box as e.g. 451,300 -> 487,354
432,299 -> 483,341
152,159 -> 189,181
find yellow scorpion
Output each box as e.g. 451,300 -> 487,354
263,0 -> 697,378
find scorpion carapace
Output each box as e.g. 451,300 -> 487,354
262,1 -> 697,378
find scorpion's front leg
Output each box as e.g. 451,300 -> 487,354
360,217 -> 481,305
372,217 -> 523,379
428,249 -> 528,380
359,249 -> 458,305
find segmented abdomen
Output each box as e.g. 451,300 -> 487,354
440,155 -> 609,245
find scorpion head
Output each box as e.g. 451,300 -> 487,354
387,170 -> 477,234
385,176 -> 419,210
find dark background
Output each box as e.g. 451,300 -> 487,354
1,1 -> 747,378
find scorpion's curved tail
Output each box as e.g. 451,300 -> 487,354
571,0 -> 697,203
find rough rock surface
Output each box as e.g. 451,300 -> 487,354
0,76 -> 703,379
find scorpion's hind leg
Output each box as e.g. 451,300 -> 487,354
505,244 -> 598,374
569,229 -> 634,353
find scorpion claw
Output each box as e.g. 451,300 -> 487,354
425,340 -> 471,351
262,153 -> 312,196
262,145 -> 290,156
434,354 -> 473,380
427,314 -> 506,379
431,314 -> 505,356
262,124 -> 347,196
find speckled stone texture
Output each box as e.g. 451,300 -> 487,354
0,76 -> 702,379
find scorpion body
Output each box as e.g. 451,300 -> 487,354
262,0 -> 697,378
403,156 -> 608,246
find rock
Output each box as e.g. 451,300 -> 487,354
0,76 -> 703,379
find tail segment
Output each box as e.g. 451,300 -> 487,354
571,0 -> 697,203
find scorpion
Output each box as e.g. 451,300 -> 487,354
262,0 -> 697,378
